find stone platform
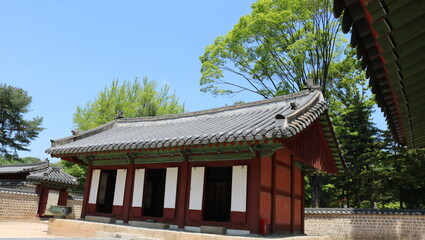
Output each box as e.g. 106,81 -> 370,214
48,218 -> 327,240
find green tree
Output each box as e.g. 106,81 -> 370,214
0,84 -> 43,161
200,0 -> 341,98
316,47 -> 383,208
62,77 -> 185,191
0,156 -> 42,165
73,77 -> 184,131
378,133 -> 425,209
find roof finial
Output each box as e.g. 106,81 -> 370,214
71,130 -> 80,135
115,110 -> 124,119
304,78 -> 321,92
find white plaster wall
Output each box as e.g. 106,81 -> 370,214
164,167 -> 178,209
45,190 -> 60,213
189,167 -> 205,210
132,169 -> 145,207
113,169 -> 127,206
88,169 -> 101,204
231,165 -> 247,212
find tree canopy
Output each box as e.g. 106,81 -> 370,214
73,77 -> 185,131
65,77 -> 185,192
200,0 -> 340,99
0,156 -> 42,165
0,84 -> 43,160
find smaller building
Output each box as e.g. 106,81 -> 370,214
0,161 -> 78,217
46,89 -> 344,234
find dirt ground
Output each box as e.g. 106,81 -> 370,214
0,220 -> 55,238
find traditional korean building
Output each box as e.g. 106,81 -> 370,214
46,89 -> 344,234
0,161 -> 78,217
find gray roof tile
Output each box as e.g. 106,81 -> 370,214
46,90 -> 336,158
26,166 -> 78,187
0,162 -> 78,187
0,162 -> 48,174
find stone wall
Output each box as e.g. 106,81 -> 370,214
0,190 -> 39,220
67,199 -> 83,219
305,208 -> 425,240
0,189 -> 82,220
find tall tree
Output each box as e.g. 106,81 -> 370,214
379,132 -> 425,209
200,0 -> 341,99
73,77 -> 184,131
63,77 -> 185,192
0,84 -> 43,161
318,47 -> 383,208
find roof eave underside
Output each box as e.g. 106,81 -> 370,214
334,0 -> 425,148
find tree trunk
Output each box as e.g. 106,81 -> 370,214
309,174 -> 322,208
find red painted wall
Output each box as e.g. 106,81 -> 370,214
259,148 -> 305,234
79,143 -> 310,234
284,120 -> 339,174
260,156 -> 272,188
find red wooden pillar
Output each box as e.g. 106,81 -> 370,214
179,155 -> 190,228
58,189 -> 68,206
271,152 -> 277,233
37,186 -> 49,217
301,170 -> 305,233
290,156 -> 295,234
123,161 -> 135,223
247,151 -> 261,234
81,163 -> 93,219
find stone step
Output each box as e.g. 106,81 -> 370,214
129,220 -> 169,229
95,231 -> 160,240
85,215 -> 116,224
200,225 -> 226,235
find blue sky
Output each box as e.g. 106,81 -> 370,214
1,1 -> 387,162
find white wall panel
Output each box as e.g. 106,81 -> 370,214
88,169 -> 101,204
189,167 -> 205,210
132,169 -> 145,207
231,165 -> 248,212
164,167 -> 179,209
113,169 -> 127,206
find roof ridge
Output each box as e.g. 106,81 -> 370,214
119,90 -> 312,123
49,90 -> 316,148
0,162 -> 46,168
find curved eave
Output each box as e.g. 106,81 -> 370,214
334,0 -> 425,148
319,114 -> 346,173
26,176 -> 79,188
47,91 -> 331,156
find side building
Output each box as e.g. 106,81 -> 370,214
0,161 -> 78,217
46,89 -> 344,234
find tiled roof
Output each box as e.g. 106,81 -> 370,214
46,90 -> 332,155
333,0 -> 425,147
26,166 -> 78,187
0,162 -> 48,174
305,208 -> 425,215
0,161 -> 78,187
0,188 -> 38,196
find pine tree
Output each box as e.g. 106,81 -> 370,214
0,84 -> 43,161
